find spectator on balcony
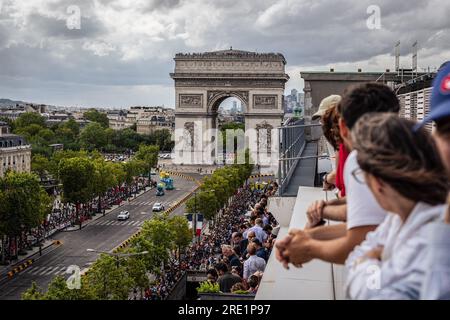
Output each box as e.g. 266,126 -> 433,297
312,95 -> 344,194
414,61 -> 450,300
216,262 -> 241,293
276,83 -> 400,267
305,106 -> 350,229
243,243 -> 266,280
345,113 -> 447,299
321,103 -> 349,198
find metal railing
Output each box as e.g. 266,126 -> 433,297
278,120 -> 322,195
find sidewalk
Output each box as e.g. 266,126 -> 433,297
0,239 -> 55,277
64,185 -> 154,232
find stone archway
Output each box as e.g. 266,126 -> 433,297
171,49 -> 289,166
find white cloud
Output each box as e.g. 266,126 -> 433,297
82,40 -> 115,56
0,0 -> 449,108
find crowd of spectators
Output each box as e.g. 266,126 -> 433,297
143,179 -> 279,299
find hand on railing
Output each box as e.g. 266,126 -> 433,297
305,200 -> 325,228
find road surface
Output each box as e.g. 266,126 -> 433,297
0,175 -> 200,300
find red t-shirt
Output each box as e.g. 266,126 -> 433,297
335,143 -> 349,197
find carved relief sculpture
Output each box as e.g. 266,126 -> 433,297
256,121 -> 273,155
183,122 -> 195,151
179,94 -> 203,108
253,95 -> 278,110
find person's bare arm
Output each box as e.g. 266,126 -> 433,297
306,198 -> 347,227
306,223 -> 347,241
282,225 -> 378,266
322,203 -> 347,222
308,225 -> 378,264
327,197 -> 346,206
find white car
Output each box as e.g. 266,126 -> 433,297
152,203 -> 165,212
117,210 -> 130,220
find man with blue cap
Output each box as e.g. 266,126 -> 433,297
416,61 -> 450,300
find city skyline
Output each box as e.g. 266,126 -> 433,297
0,0 -> 449,108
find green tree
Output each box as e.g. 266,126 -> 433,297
43,275 -> 96,300
53,119 -> 80,150
79,122 -> 107,151
85,254 -> 134,300
15,124 -> 44,139
135,144 -> 159,180
92,159 -> 117,213
21,282 -> 45,300
14,112 -> 46,129
0,171 -> 51,262
123,250 -> 150,297
31,154 -> 51,180
37,128 -> 55,142
58,157 -> 95,227
168,216 -> 192,258
152,129 -> 174,152
83,109 -> 109,128
131,216 -> 173,274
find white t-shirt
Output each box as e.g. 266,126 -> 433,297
344,150 -> 386,230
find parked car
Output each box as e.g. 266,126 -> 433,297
152,203 -> 165,212
117,210 -> 130,220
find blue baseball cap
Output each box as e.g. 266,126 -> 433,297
415,61 -> 450,129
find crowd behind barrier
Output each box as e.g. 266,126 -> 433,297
142,180 -> 279,300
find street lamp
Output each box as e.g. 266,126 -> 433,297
86,248 -> 149,268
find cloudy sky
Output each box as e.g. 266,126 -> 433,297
0,0 -> 449,109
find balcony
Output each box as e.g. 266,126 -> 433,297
256,120 -> 344,300
256,187 -> 345,300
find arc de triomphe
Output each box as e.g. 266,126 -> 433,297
171,49 -> 289,167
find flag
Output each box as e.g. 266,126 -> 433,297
185,213 -> 193,230
196,214 -> 203,236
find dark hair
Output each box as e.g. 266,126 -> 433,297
263,224 -> 273,233
353,113 -> 448,205
252,238 -> 262,247
321,105 -> 342,150
436,117 -> 450,137
338,83 -> 400,129
215,262 -> 228,273
248,275 -> 259,288
207,268 -> 218,279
